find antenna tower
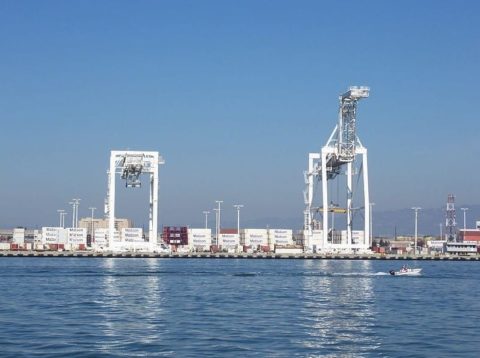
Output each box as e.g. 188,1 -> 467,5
445,194 -> 457,242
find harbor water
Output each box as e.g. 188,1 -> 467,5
0,258 -> 479,357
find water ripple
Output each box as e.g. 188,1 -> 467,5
0,259 -> 479,357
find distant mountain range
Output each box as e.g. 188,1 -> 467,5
372,205 -> 480,237
230,205 -> 480,238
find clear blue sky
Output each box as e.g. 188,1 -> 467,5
1,0 -> 479,229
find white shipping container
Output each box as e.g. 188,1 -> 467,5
94,228 -> 108,245
13,228 -> 25,244
268,229 -> 293,246
352,230 -> 364,244
112,230 -> 121,242
310,230 -> 324,242
42,227 -> 63,244
188,228 -> 212,248
242,229 -> 269,235
307,230 -> 324,249
219,233 -> 239,248
122,228 -> 144,242
94,229 -> 120,245
0,243 -> 10,250
339,230 -> 364,244
58,229 -> 68,244
34,230 -> 41,243
67,228 -> 87,245
241,229 -> 268,247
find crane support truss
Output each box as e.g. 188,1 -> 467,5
303,86 -> 371,253
107,150 -> 165,251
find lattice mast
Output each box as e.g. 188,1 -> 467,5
445,194 -> 457,242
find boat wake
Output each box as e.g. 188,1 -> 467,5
330,271 -> 390,277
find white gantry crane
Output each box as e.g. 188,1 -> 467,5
303,86 -> 370,253
106,150 -> 165,251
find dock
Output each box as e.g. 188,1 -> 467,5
0,251 -> 478,260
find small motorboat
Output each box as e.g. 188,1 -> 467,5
389,266 -> 422,276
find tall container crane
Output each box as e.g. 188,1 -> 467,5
303,86 -> 370,253
107,151 -> 165,251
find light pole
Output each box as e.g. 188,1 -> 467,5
74,199 -> 81,228
369,202 -> 375,247
461,207 -> 468,230
70,198 -> 81,228
411,207 -> 421,256
215,200 -> 223,246
89,207 -> 96,239
57,209 -> 65,227
203,211 -> 210,229
61,212 -> 67,228
233,204 -> 244,236
213,208 -> 219,247
69,201 -> 75,228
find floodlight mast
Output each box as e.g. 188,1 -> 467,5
303,86 -> 370,253
108,151 -> 164,251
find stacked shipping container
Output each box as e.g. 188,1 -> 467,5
187,228 -> 211,251
163,227 -> 188,251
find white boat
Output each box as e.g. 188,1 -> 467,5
389,267 -> 422,276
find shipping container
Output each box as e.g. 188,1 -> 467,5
188,228 -> 212,250
260,245 -> 270,253
275,247 -> 303,254
240,229 -> 268,247
220,228 -> 238,234
13,228 -> 25,244
243,245 -> 253,253
48,244 -> 59,251
122,228 -> 144,242
33,230 -> 42,243
42,227 -> 62,244
94,229 -> 108,245
219,233 -> 239,248
163,226 -> 188,245
268,228 -> 293,249
67,228 -> 87,245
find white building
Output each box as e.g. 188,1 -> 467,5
445,241 -> 477,256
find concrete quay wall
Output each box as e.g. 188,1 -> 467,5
0,251 -> 479,261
